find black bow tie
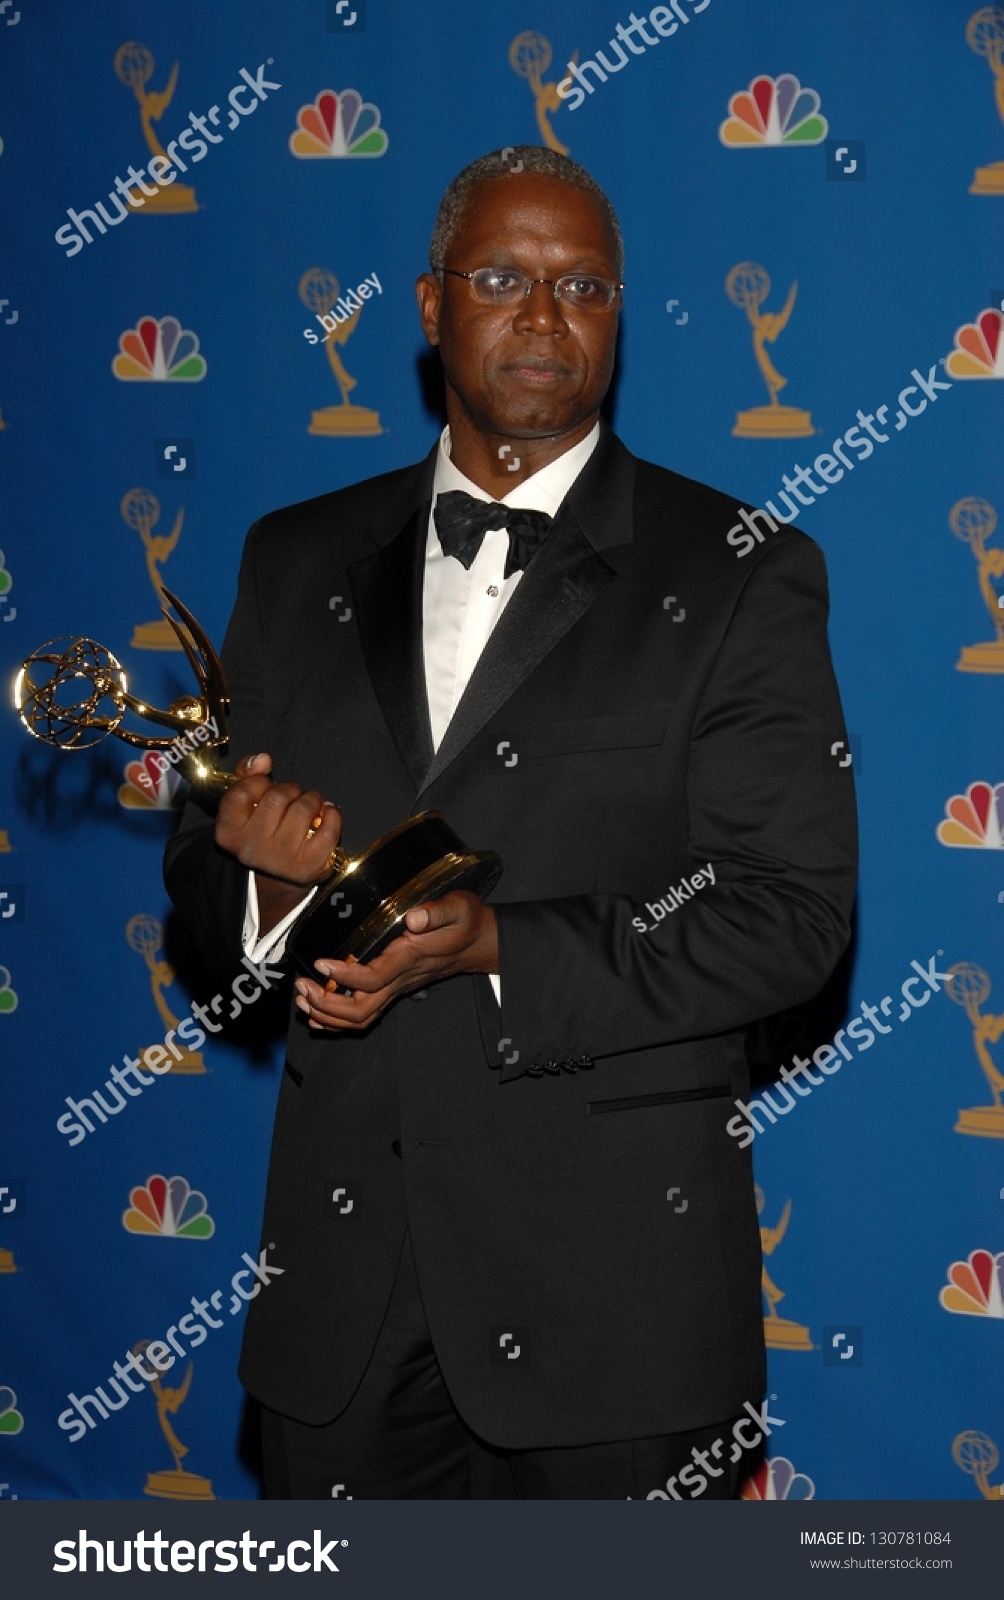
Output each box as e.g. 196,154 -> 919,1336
434,491 -> 553,580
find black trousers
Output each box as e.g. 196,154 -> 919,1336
261,1234 -> 751,1500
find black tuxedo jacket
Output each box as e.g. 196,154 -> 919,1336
164,426 -> 856,1447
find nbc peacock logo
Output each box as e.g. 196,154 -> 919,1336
289,89 -> 388,157
740,1456 -> 815,1500
937,781 -> 1004,847
719,74 -> 828,147
119,750 -> 182,810
947,307 -> 1004,378
939,1248 -> 1004,1316
112,316 -> 207,382
0,1386 -> 24,1434
122,1175 -> 215,1239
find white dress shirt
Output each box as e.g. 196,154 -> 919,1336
242,421 -> 601,988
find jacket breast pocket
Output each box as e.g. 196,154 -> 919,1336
529,707 -> 670,758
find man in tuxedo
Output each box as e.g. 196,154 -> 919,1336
164,145 -> 856,1499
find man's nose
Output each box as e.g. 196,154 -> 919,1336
512,281 -> 568,333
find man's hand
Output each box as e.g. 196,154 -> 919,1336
293,891 -> 499,1031
215,753 -> 343,934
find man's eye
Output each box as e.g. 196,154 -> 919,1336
563,277 -> 601,300
484,270 -> 524,294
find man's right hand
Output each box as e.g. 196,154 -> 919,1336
215,753 -> 343,933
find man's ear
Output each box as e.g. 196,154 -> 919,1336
415,272 -> 442,347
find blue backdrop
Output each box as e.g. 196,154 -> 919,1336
1,0 -> 1002,1502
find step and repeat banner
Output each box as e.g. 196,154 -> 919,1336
0,0 -> 1001,1503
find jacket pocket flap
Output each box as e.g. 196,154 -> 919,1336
587,1084 -> 731,1114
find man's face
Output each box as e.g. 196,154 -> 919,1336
417,174 -> 621,442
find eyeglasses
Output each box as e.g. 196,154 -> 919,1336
439,266 -> 623,312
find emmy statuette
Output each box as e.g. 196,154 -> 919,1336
15,590 -> 502,983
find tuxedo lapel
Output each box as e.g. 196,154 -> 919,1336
416,427 -> 637,797
415,426 -> 637,797
419,562 -> 597,798
348,502 -> 435,793
347,426 -> 637,799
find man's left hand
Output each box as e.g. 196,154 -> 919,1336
293,891 -> 499,1031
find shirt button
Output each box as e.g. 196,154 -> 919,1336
486,585 -> 499,598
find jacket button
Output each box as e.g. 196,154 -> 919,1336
391,1139 -> 402,1157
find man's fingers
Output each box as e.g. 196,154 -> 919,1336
312,919 -> 448,991
251,781 -> 311,834
295,980 -> 382,1030
312,952 -> 403,994
234,752 -> 272,778
310,891 -> 480,990
275,794 -> 341,861
217,773 -> 275,829
403,892 -> 464,933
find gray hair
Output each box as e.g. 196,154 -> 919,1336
428,146 -> 624,277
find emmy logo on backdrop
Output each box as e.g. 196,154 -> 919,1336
126,915 -> 206,1075
509,31 -> 576,154
0,966 -> 17,1015
950,497 -> 1004,672
0,1172 -> 17,1268
136,1344 -> 214,1501
121,488 -> 185,651
966,7 -> 1004,194
0,548 -> 13,620
0,1178 -> 17,1273
726,262 -> 815,439
952,1430 -> 1004,1498
757,1186 -> 814,1350
944,963 -> 1004,1137
114,42 -> 199,212
299,267 -> 383,436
